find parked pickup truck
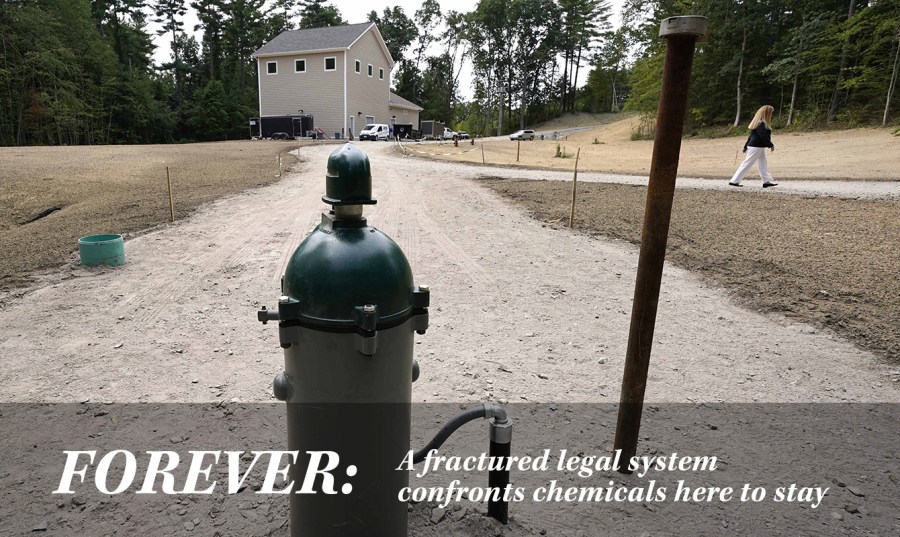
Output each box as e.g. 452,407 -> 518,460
442,127 -> 459,141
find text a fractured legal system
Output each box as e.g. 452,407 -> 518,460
405,449 -> 718,479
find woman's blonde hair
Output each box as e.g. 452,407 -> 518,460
748,105 -> 774,129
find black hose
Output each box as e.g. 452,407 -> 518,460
412,406 -> 487,464
487,439 -> 511,524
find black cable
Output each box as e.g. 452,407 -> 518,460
412,406 -> 486,464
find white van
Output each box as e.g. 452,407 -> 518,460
359,123 -> 390,141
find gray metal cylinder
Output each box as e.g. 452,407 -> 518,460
260,145 -> 428,536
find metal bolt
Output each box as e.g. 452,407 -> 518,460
278,295 -> 290,304
363,304 -> 375,313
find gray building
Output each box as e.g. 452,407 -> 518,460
253,22 -> 422,139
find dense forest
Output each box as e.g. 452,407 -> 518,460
1,0 -> 897,145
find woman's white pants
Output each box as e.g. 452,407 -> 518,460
729,146 -> 774,185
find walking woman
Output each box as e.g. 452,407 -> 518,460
729,105 -> 778,188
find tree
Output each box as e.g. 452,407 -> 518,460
367,6 -> 416,62
152,0 -> 188,107
413,0 -> 442,71
268,0 -> 300,35
558,0 -> 611,113
192,0 -> 225,82
585,27 -> 631,113
827,0 -> 857,123
763,11 -> 830,126
187,79 -> 229,140
298,0 -> 344,29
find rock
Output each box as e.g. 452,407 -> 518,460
183,521 -> 195,531
32,521 -> 49,532
72,497 -> 86,507
830,511 -> 844,521
847,486 -> 865,497
430,507 -> 446,524
453,507 -> 467,522
844,504 -> 859,514
113,342 -> 123,349
597,357 -> 607,364
537,373 -> 548,380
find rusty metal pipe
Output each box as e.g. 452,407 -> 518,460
614,16 -> 707,472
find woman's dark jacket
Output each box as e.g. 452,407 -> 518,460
744,123 -> 774,150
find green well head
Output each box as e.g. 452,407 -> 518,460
322,143 -> 377,206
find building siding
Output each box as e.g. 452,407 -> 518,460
257,52 -> 345,138
346,30 -> 392,137
389,106 -> 420,129
255,25 -> 414,140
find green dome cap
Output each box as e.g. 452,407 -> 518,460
282,226 -> 414,327
322,143 -> 377,205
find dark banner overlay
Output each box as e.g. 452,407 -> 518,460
0,404 -> 896,536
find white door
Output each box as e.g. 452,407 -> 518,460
349,116 -> 356,137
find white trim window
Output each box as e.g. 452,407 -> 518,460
294,59 -> 306,73
266,61 -> 277,75
367,64 -> 373,77
379,68 -> 384,80
324,57 -> 336,71
355,60 -> 360,74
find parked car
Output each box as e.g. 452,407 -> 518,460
359,123 -> 390,141
457,131 -> 470,139
509,129 -> 535,141
442,127 -> 459,141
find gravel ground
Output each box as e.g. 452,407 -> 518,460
0,142 -> 897,536
0,142 -> 895,404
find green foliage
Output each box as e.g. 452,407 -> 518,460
186,80 -> 229,140
554,143 -> 572,157
298,0 -> 344,29
368,7 -> 417,62
616,0 -> 899,131
5,0 -> 897,146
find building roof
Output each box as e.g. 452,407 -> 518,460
253,23 -> 392,66
389,92 -> 424,111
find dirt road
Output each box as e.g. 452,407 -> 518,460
414,116 -> 900,182
0,142 -> 895,404
2,142 -> 897,536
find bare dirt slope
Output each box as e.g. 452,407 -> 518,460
415,116 -> 900,180
481,178 -> 900,360
0,141 -> 306,290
